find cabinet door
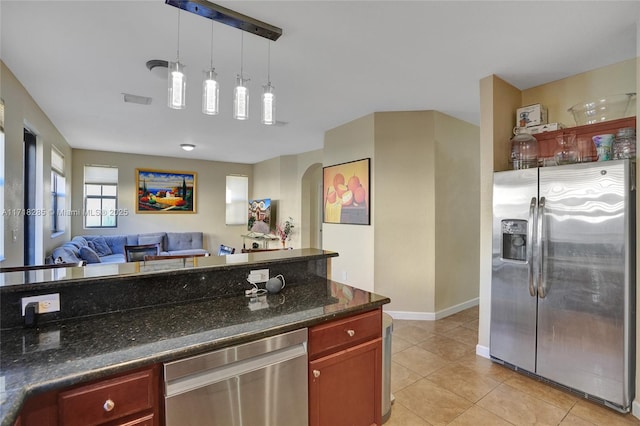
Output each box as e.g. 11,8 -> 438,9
309,338 -> 381,426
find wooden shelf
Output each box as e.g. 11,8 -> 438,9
532,116 -> 636,163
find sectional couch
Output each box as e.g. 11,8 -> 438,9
49,232 -> 207,264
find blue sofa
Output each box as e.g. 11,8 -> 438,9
49,232 -> 207,264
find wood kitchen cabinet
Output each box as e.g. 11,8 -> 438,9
17,365 -> 161,426
308,308 -> 382,426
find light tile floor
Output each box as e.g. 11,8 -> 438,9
386,306 -> 640,426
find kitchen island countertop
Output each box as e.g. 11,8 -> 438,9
0,279 -> 389,425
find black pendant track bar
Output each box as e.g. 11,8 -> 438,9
165,0 -> 282,41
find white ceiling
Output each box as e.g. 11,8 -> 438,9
1,1 -> 638,164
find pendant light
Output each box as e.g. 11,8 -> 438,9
168,10 -> 186,109
261,41 -> 276,125
233,32 -> 249,120
202,20 -> 219,115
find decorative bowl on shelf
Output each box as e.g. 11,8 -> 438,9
567,93 -> 636,126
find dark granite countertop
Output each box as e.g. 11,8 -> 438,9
0,279 -> 389,426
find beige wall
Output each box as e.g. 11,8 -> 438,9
433,111 -> 481,312
0,61 -> 73,266
71,149 -> 252,253
477,59 -> 637,358
374,111 -> 435,312
324,111 -> 480,314
323,114 -> 376,291
522,58 -> 636,128
373,111 -> 480,314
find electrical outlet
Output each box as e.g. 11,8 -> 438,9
248,269 -> 269,284
21,294 -> 60,315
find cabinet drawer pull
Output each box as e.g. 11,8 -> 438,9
346,329 -> 355,337
103,399 -> 115,412
313,369 -> 320,378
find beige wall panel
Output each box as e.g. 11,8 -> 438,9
492,76 -> 523,172
522,59 -> 636,128
1,61 -> 73,266
433,111 -> 480,312
323,114 -> 375,292
374,111 -> 435,312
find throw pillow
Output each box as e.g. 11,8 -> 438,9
87,240 -> 97,251
79,246 -> 101,264
92,237 -> 112,256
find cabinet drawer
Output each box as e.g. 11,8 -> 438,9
309,309 -> 381,359
59,369 -> 155,426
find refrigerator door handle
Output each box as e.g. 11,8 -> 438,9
538,196 -> 547,298
528,197 -> 537,297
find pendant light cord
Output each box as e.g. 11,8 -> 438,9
209,20 -> 214,69
240,31 -> 244,79
176,10 -> 181,61
267,41 -> 271,85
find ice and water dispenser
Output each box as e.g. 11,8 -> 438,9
501,219 -> 527,261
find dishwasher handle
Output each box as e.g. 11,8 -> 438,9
164,328 -> 308,382
165,339 -> 308,397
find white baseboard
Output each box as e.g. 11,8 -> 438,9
384,310 -> 436,321
434,298 -> 479,320
384,297 -> 479,321
632,400 -> 640,420
476,344 -> 490,359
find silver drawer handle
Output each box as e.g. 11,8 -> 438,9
313,369 -> 320,378
103,399 -> 115,412
346,329 -> 355,337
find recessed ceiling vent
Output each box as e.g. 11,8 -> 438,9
122,93 -> 152,105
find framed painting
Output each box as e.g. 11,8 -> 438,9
323,158 -> 370,225
136,168 -> 196,213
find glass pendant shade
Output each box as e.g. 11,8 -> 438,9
202,69 -> 219,115
233,76 -> 249,120
262,83 -> 275,125
168,61 -> 186,109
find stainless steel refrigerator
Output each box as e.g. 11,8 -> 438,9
490,159 -> 636,412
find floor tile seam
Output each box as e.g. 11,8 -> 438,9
392,361 -> 438,378
424,372 -> 502,405
501,378 -> 579,413
558,406 -> 596,426
390,400 -> 436,426
447,404 -> 519,426
568,402 -> 635,426
418,349 -> 471,363
435,367 -> 504,392
392,332 -> 437,344
486,381 -> 573,422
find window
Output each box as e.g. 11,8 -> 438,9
51,148 -> 66,234
84,165 -> 118,228
226,175 -> 248,225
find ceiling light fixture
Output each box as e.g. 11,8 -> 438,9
165,0 -> 282,41
202,20 -> 219,115
261,40 -> 275,125
164,0 -> 284,122
233,31 -> 249,121
180,144 -> 196,151
168,10 -> 186,109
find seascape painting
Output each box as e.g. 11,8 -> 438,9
136,169 -> 196,213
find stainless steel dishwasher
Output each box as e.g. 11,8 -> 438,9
164,328 -> 308,426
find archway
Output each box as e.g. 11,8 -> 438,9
301,163 -> 322,248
